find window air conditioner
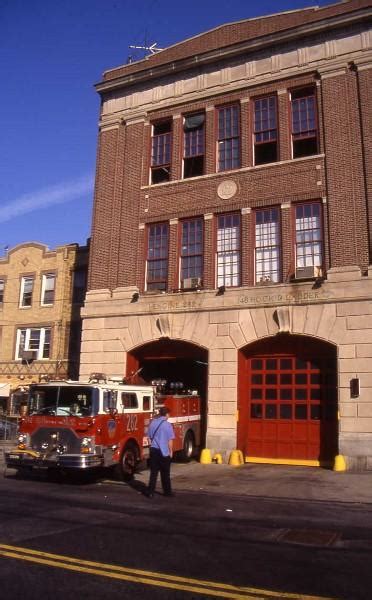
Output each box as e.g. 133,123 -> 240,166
21,350 -> 37,361
295,265 -> 323,280
182,277 -> 202,290
256,276 -> 273,285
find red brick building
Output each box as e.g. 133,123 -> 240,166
82,0 -> 372,470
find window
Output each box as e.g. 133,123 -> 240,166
295,203 -> 323,269
19,276 -> 34,307
72,269 -> 87,304
254,96 -> 278,165
217,213 -> 241,287
16,327 -> 51,360
151,120 -> 172,184
121,393 -> 138,409
255,208 -> 281,284
146,223 -> 169,291
41,273 -> 56,305
291,87 -> 318,158
0,279 -> 4,306
183,113 -> 205,178
180,219 -> 203,287
217,105 -> 240,171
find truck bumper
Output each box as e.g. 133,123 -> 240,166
5,449 -> 103,470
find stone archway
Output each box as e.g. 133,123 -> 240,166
126,339 -> 208,446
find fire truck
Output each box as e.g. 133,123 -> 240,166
5,374 -> 201,478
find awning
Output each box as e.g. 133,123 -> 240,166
0,383 -> 10,397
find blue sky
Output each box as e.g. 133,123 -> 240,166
1,0 -> 329,254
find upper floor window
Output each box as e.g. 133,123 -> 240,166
254,96 -> 278,165
19,276 -> 34,307
216,213 -> 241,287
295,203 -> 323,274
146,223 -> 169,291
15,327 -> 51,360
41,273 -> 56,306
217,105 -> 240,172
180,219 -> 203,288
151,120 -> 172,184
0,279 -> 4,306
183,113 -> 205,178
72,269 -> 87,304
255,208 -> 281,284
291,87 -> 318,158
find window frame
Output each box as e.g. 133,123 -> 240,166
179,218 -> 204,288
41,272 -> 56,306
0,278 -> 4,306
254,207 -> 281,285
182,112 -> 205,179
150,119 -> 172,184
216,104 -> 241,172
15,326 -> 51,360
216,213 -> 241,288
290,86 -> 319,159
145,222 -> 169,292
253,95 -> 278,166
19,275 -> 34,308
294,201 -> 324,271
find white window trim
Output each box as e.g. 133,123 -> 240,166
15,327 -> 51,361
41,273 -> 56,306
19,276 -> 34,308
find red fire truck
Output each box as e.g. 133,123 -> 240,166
5,374 -> 201,478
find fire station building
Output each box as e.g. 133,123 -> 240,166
81,0 -> 372,470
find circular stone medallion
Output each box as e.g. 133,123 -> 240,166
217,180 -> 238,200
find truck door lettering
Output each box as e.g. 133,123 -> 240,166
126,414 -> 138,432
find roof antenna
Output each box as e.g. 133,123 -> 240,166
129,42 -> 163,55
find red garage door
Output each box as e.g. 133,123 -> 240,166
238,336 -> 338,463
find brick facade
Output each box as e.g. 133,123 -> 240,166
83,1 -> 372,469
0,242 -> 88,413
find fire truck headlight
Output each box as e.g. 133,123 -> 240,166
81,437 -> 94,454
17,433 -> 29,449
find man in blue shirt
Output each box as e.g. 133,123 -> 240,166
146,406 -> 175,498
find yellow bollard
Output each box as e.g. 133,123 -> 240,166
213,453 -> 223,464
200,448 -> 212,464
333,454 -> 346,472
228,449 -> 243,466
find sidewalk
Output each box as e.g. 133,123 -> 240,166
2,439 -> 372,505
134,461 -> 372,505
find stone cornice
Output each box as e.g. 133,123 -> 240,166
96,8 -> 371,95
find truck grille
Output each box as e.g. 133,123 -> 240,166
31,427 -> 81,454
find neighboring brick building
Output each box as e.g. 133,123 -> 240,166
82,0 -> 372,469
0,242 -> 88,413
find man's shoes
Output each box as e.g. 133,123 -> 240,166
163,492 -> 175,497
144,491 -> 154,498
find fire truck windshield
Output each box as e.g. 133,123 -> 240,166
29,386 -> 95,416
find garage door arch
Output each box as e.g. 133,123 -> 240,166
126,339 -> 208,446
238,335 -> 338,464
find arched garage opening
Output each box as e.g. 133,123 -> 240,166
126,339 -> 208,447
238,335 -> 338,465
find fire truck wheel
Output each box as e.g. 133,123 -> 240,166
119,442 -> 139,480
178,431 -> 195,462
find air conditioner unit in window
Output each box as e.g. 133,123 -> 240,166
256,276 -> 273,285
21,350 -> 37,362
295,265 -> 323,280
182,277 -> 202,290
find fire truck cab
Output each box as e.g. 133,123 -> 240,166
5,374 -> 201,479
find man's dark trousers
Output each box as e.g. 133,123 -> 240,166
148,447 -> 172,495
